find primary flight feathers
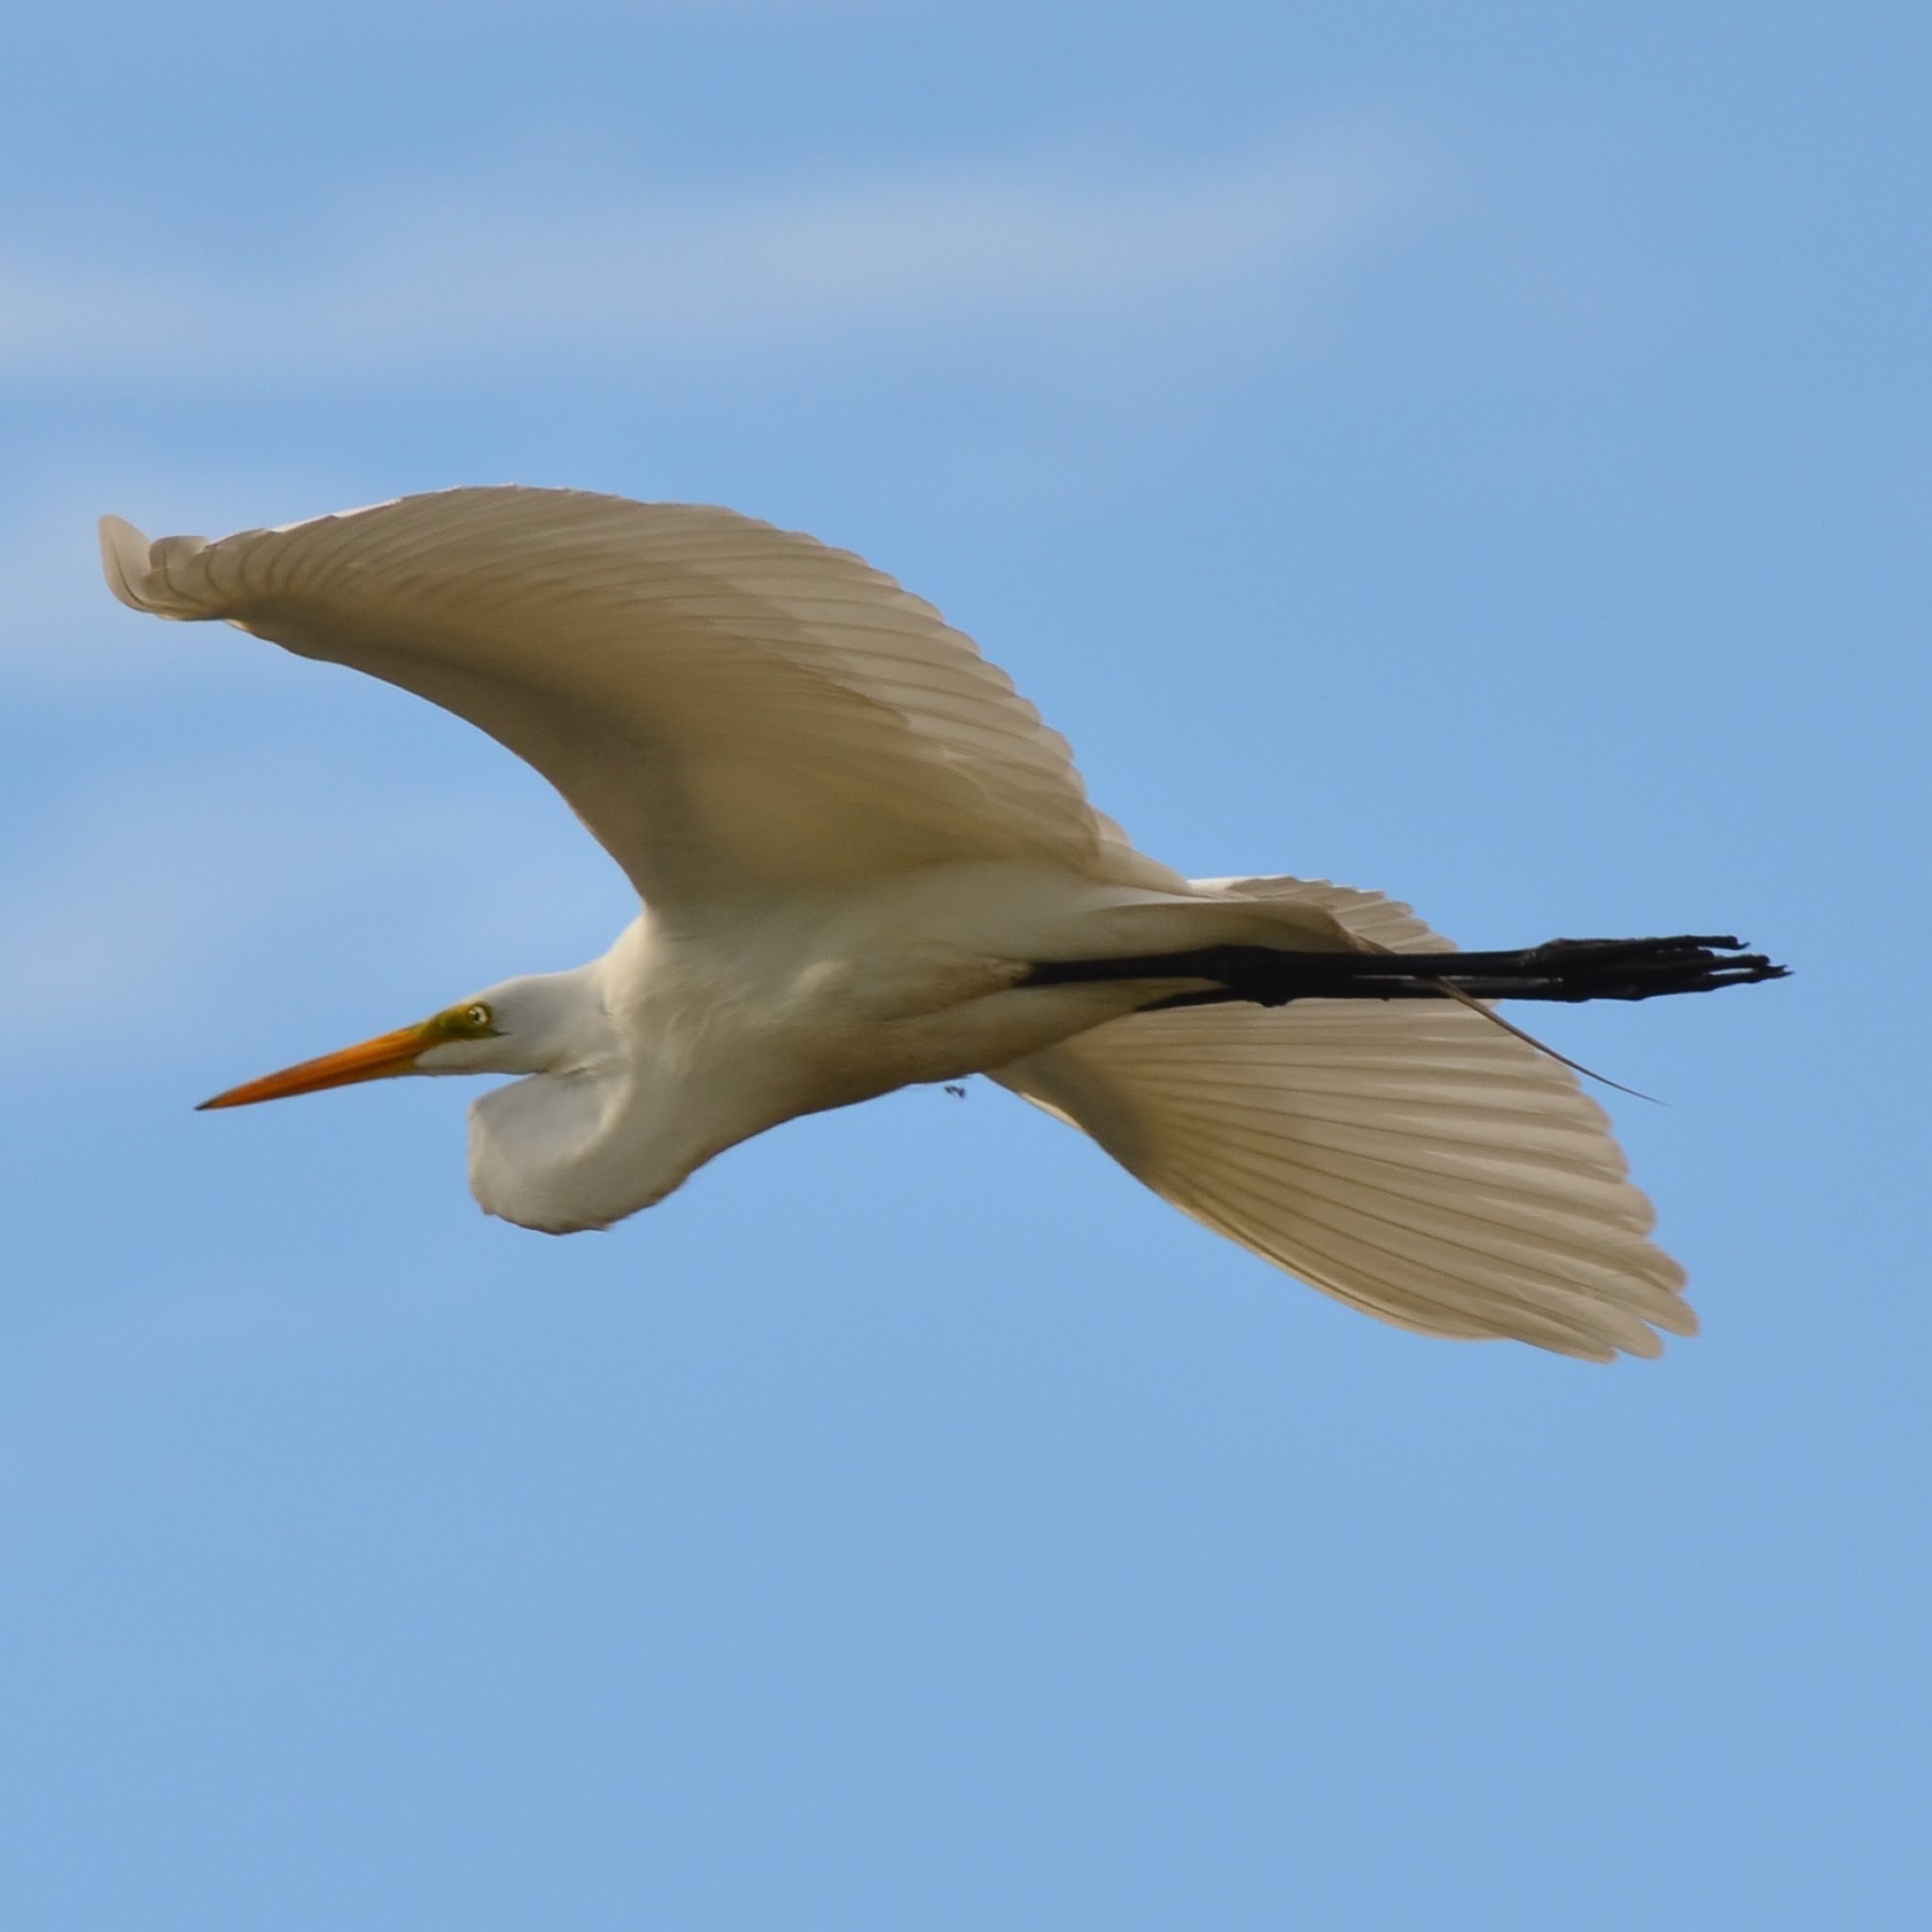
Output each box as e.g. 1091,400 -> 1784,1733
102,486 -> 1778,1361
100,490 -> 1156,905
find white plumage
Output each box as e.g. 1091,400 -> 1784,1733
103,485 -> 1707,1360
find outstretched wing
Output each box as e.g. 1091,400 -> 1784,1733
992,878 -> 1695,1361
101,487 -> 1119,908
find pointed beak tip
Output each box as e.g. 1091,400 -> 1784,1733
192,1021 -> 437,1113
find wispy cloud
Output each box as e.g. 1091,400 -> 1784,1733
0,123 -> 1418,386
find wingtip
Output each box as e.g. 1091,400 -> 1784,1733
98,513 -> 209,617
98,514 -> 153,610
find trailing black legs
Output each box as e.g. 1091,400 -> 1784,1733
1021,934 -> 1789,1012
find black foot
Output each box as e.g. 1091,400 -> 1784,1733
1023,934 -> 1790,1010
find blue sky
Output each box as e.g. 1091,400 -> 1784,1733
2,3 -> 1925,1925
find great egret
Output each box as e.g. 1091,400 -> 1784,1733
100,487 -> 1781,1360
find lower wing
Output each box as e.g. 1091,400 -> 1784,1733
991,877 -> 1694,1360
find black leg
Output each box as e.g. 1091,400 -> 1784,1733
1021,934 -> 1790,1009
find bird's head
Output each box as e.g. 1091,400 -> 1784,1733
196,971 -> 604,1110
196,960 -> 676,1233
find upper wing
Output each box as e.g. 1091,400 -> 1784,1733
100,486 -> 1117,908
992,877 -> 1696,1361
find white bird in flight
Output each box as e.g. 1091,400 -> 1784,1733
100,487 -> 1781,1360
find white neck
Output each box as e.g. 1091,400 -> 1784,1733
460,925 -> 769,1233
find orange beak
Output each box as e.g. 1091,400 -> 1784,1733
197,1021 -> 437,1111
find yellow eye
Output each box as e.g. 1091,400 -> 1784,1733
429,1000 -> 496,1041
